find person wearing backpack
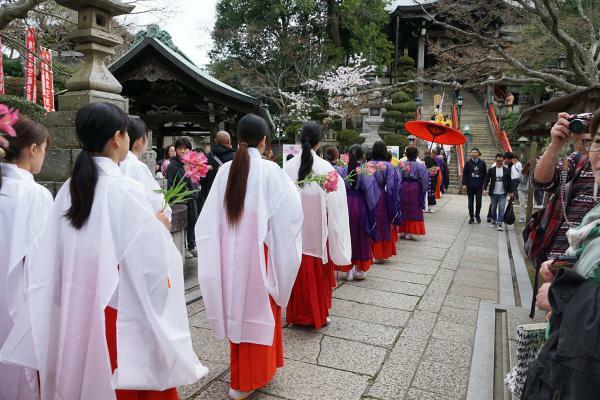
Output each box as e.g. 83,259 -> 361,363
198,131 -> 236,212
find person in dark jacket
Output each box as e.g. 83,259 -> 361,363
462,148 -> 487,224
198,131 -> 235,212
483,153 -> 513,231
166,137 -> 198,258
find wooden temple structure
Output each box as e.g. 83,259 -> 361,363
109,25 -> 263,149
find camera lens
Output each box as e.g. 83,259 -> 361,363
569,119 -> 584,133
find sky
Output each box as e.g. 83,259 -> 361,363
130,0 -> 218,68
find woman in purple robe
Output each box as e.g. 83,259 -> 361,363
424,150 -> 439,209
336,144 -> 381,280
370,141 -> 401,261
398,146 -> 429,240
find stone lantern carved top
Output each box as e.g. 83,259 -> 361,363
55,0 -> 134,16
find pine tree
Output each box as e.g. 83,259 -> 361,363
382,56 -> 417,135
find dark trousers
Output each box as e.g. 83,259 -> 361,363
467,187 -> 483,218
186,199 -> 198,250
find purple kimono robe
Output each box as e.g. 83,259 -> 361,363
371,160 -> 401,242
400,161 -> 429,222
338,165 -> 380,261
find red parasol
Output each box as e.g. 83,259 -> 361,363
404,121 -> 466,146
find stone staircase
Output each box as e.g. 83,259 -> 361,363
416,87 -> 502,193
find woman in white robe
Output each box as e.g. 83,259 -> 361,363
195,114 -> 303,400
283,122 -> 351,330
0,115 -> 52,400
0,103 -> 207,400
120,116 -> 171,224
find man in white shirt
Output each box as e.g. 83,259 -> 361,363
483,153 -> 514,231
508,153 -> 522,201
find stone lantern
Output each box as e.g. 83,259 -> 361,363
55,0 -> 134,111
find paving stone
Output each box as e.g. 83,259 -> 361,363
329,298 -> 411,327
282,328 -> 322,364
178,361 -> 229,399
397,244 -> 447,261
449,284 -> 498,302
381,262 -> 439,275
366,382 -> 406,400
317,336 -> 387,376
432,320 -> 476,345
186,299 -> 205,317
368,268 -> 433,285
452,274 -> 498,290
387,256 -> 441,268
315,315 -> 400,348
399,310 -> 437,342
190,327 -> 230,364
423,338 -> 473,367
412,361 -> 469,399
190,380 -> 281,400
346,276 -> 427,296
261,359 -> 369,400
405,387 -> 461,400
333,285 -> 419,311
189,310 -> 211,329
455,268 -> 498,282
443,293 -> 480,310
440,306 -> 478,326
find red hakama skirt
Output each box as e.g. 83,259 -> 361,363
105,307 -> 179,400
372,240 -> 393,260
435,173 -> 442,199
286,254 -> 331,329
398,220 -> 426,235
230,297 -> 283,392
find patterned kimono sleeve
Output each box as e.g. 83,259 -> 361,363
531,152 -> 578,192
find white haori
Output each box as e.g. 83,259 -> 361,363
283,149 -> 352,266
120,151 -> 171,220
196,147 -> 303,346
0,163 -> 53,400
1,157 -> 207,400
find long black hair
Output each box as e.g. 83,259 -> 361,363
348,144 -> 364,189
224,113 -> 268,227
371,140 -> 388,161
0,115 -> 49,190
65,103 -> 128,230
298,121 -> 322,185
128,116 -> 147,151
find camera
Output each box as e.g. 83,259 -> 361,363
566,113 -> 592,133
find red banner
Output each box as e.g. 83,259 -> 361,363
25,27 -> 36,103
40,48 -> 55,112
0,38 -> 5,96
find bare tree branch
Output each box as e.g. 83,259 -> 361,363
0,0 -> 47,30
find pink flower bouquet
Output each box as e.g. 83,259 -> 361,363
428,166 -> 440,176
337,153 -> 350,166
0,104 -> 19,138
296,170 -> 339,193
181,150 -> 210,184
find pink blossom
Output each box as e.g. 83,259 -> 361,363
376,161 -> 385,170
181,150 -> 210,184
355,167 -> 361,173
0,109 -> 19,137
323,171 -> 339,193
366,164 -> 376,175
341,154 -> 349,164
0,104 -> 10,115
405,165 -> 411,174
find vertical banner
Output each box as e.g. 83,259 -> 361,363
0,37 -> 5,95
40,48 -> 55,112
25,27 -> 36,103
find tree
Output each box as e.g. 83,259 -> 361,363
383,0 -> 600,94
337,128 -> 365,146
383,56 -> 416,134
383,133 -> 408,150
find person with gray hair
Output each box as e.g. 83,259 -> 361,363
198,130 -> 235,211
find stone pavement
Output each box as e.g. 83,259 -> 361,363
180,194 -> 500,400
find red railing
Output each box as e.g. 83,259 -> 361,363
488,104 -> 512,153
452,103 -> 465,184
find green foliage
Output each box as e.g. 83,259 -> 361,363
154,177 -> 199,211
521,83 -> 546,97
338,0 -> 394,67
0,95 -> 47,122
337,129 -> 365,146
3,57 -> 23,77
396,56 -> 416,84
383,134 -> 408,149
283,123 -> 302,144
501,111 -> 521,134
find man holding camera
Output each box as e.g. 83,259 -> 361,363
532,112 -> 598,261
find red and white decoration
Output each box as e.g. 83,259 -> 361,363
24,27 -> 36,103
40,48 -> 55,112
